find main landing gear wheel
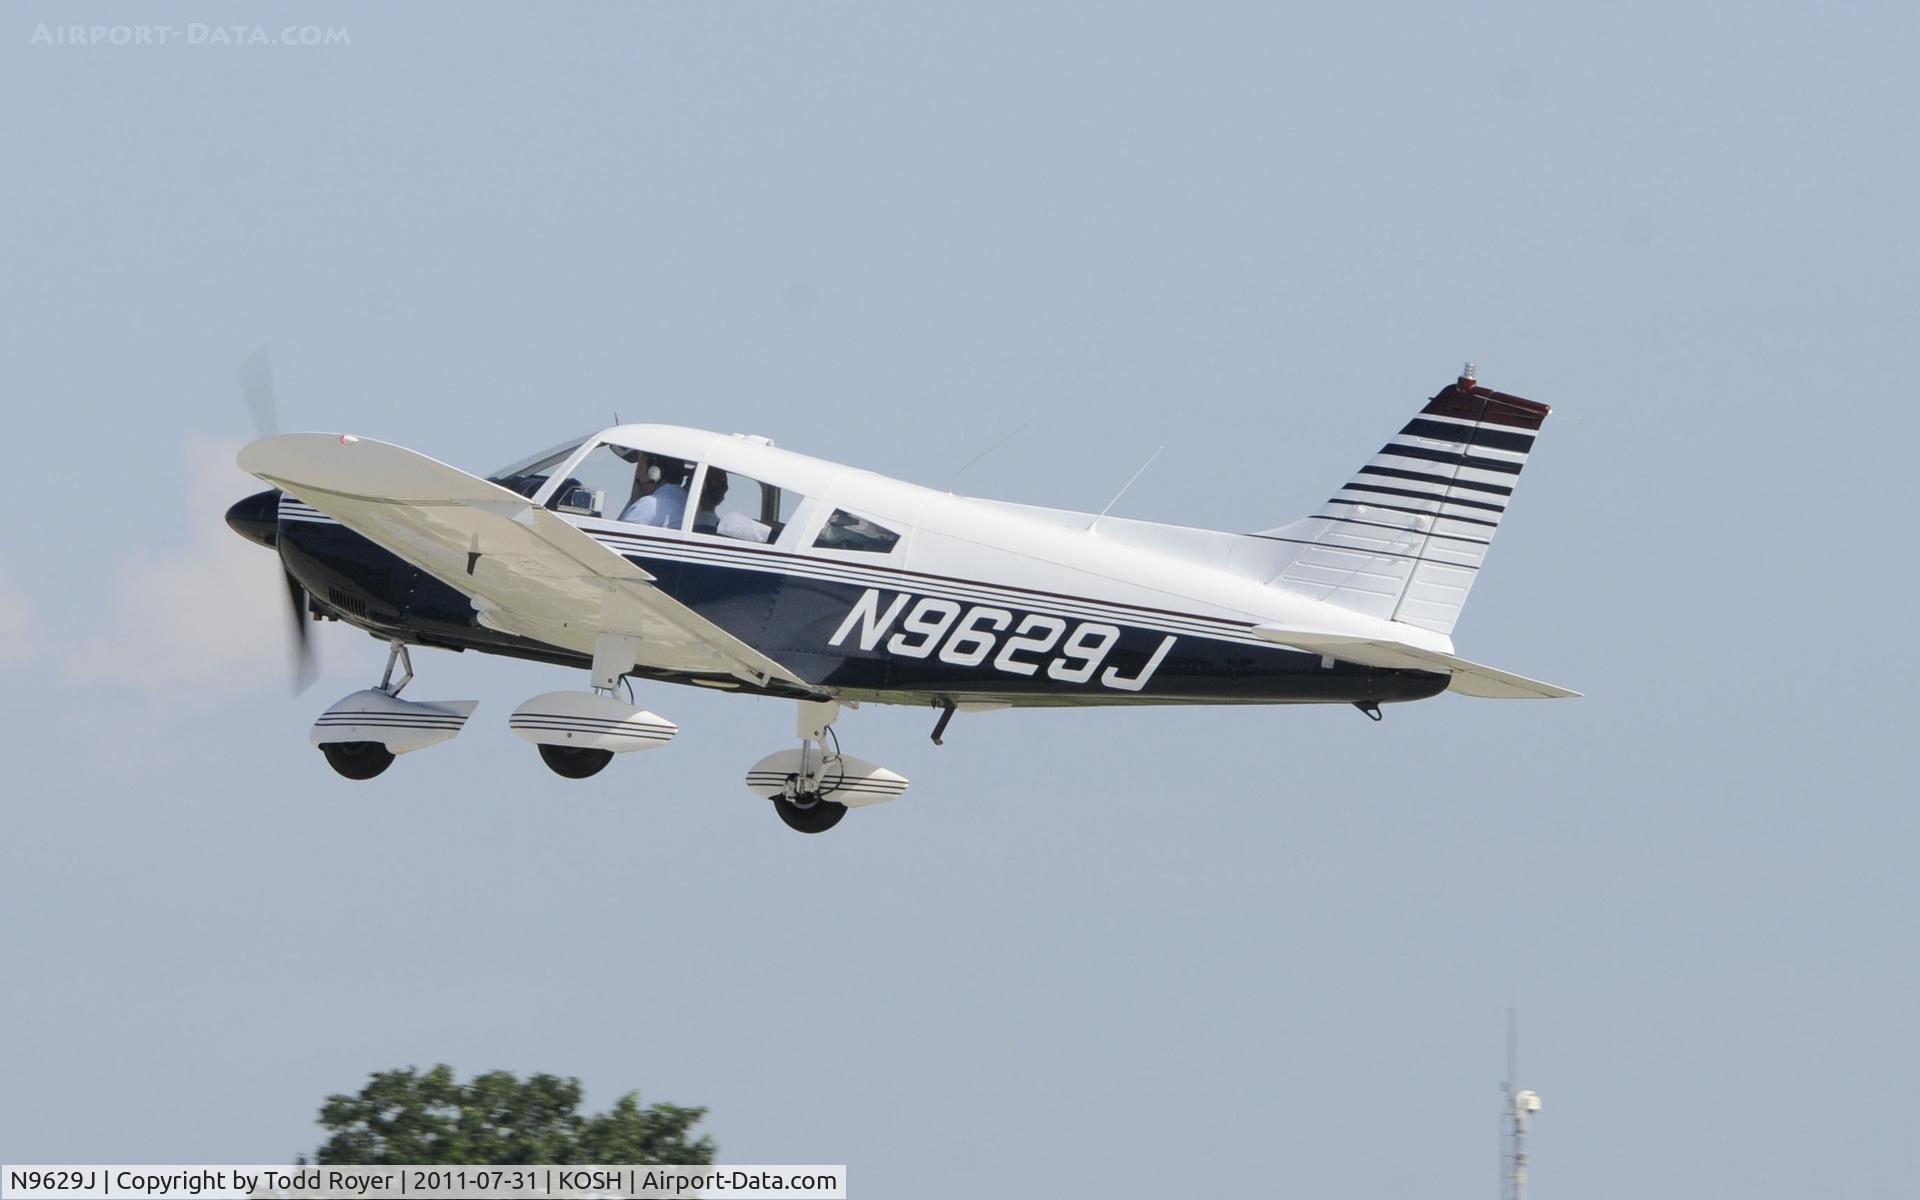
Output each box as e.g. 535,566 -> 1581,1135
320,740 -> 395,780
745,700 -> 908,835
772,792 -> 848,835
538,744 -> 615,779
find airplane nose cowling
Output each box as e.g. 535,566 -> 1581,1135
226,488 -> 282,548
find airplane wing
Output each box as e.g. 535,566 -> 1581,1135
239,433 -> 815,691
1250,626 -> 1580,699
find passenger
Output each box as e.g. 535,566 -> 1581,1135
617,453 -> 688,527
695,468 -> 771,542
720,510 -> 772,543
691,468 -> 728,533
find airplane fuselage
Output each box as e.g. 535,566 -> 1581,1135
239,483 -> 1450,710
228,374 -> 1567,801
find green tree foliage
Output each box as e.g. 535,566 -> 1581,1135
309,1065 -> 715,1164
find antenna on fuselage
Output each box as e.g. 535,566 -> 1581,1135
946,424 -> 1028,493
1089,445 -> 1163,534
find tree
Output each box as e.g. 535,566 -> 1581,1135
308,1065 -> 715,1164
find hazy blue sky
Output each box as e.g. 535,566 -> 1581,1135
3,3 -> 1916,1195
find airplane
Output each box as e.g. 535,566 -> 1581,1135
227,363 -> 1576,833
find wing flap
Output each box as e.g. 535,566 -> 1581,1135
240,434 -> 811,689
1250,626 -> 1580,699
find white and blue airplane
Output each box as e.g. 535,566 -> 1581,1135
228,364 -> 1575,832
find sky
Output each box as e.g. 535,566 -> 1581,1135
2,2 -> 1917,1195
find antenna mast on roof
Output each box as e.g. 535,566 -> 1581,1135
946,424 -> 1027,493
1088,445 -> 1163,535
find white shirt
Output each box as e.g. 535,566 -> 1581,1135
619,484 -> 687,528
715,511 -> 772,543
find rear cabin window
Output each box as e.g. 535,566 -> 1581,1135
813,509 -> 900,554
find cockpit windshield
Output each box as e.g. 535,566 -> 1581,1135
550,442 -> 696,524
486,437 -> 589,499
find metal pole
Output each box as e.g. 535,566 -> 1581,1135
1500,1009 -> 1539,1200
1503,1009 -> 1516,1200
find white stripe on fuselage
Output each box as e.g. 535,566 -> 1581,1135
583,525 -> 1275,649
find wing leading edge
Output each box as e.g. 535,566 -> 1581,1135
238,433 -> 813,691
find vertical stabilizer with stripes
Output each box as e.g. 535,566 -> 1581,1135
1256,373 -> 1550,637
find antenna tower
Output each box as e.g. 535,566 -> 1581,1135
1502,1009 -> 1542,1200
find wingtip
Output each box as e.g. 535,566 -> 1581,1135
236,431 -> 362,479
235,434 -> 278,475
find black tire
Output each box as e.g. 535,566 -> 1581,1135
539,744 -> 614,779
320,740 -> 395,780
772,793 -> 848,834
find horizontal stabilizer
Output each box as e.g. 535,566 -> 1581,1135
1250,626 -> 1580,700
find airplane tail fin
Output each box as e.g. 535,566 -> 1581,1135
1256,369 -> 1550,637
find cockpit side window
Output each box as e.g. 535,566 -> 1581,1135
546,443 -> 694,527
690,467 -> 803,544
813,508 -> 900,554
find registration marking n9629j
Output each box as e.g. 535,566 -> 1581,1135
827,588 -> 1176,691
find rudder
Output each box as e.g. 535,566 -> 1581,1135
1256,368 -> 1550,637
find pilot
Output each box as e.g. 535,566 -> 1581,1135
617,452 -> 689,527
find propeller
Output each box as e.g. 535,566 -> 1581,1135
238,346 -> 318,694
237,345 -> 279,437
281,563 -> 319,695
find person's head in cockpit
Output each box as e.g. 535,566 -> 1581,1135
617,452 -> 688,527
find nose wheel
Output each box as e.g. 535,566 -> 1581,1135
310,642 -> 478,780
320,740 -> 396,780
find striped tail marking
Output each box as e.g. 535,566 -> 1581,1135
1261,380 -> 1550,636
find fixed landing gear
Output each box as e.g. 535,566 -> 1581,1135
537,744 -> 616,779
310,642 -> 477,780
320,740 -> 395,780
509,633 -> 678,779
744,700 -> 909,834
773,791 -> 847,834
